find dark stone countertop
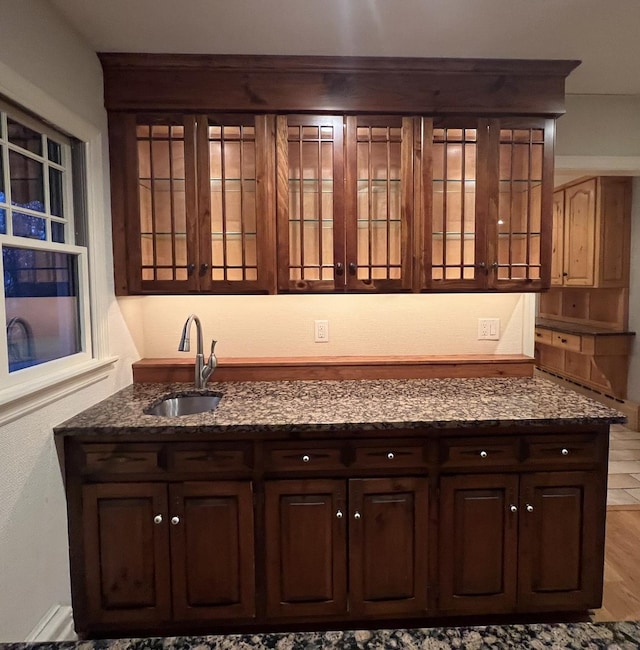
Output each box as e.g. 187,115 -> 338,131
4,622 -> 640,649
54,376 -> 625,437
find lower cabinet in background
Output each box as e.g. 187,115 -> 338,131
64,426 -> 608,637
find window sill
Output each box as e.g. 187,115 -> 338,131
0,356 -> 119,427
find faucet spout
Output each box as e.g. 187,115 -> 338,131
178,314 -> 216,388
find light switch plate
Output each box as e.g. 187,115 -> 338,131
478,318 -> 500,340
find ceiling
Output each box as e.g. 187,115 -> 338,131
48,0 -> 640,96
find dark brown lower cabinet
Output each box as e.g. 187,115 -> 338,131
264,477 -> 429,619
438,471 -> 602,615
82,481 -> 255,628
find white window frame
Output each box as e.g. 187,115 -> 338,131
0,62 -> 116,421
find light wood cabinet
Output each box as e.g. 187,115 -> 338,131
551,177 -> 631,289
102,55 -> 577,295
535,324 -> 634,398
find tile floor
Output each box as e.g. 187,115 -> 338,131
608,423 -> 640,507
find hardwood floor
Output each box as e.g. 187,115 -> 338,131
592,507 -> 640,621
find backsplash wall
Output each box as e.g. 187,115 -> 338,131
118,293 -> 534,359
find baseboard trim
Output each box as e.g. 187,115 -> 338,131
26,605 -> 76,642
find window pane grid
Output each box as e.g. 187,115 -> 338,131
0,100 -> 87,381
0,111 -> 71,243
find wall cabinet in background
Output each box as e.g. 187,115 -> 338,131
551,177 -> 631,288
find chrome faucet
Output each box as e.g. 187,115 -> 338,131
178,314 -> 217,389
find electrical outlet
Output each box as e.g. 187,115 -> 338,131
478,318 -> 500,340
314,320 -> 329,343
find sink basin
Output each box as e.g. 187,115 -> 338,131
144,392 -> 222,417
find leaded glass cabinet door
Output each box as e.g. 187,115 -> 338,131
133,114 -> 198,293
423,119 -> 490,290
197,114 -> 275,293
276,115 -> 344,292
344,116 -> 414,292
489,117 -> 554,291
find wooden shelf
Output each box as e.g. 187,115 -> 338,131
133,355 -> 535,383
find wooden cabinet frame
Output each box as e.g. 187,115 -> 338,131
65,420 -> 609,638
102,54 -> 577,295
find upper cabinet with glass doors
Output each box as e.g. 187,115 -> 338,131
100,54 -> 578,295
422,117 -> 553,292
276,115 -> 413,293
109,112 -> 275,294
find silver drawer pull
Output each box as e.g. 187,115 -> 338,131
171,516 -> 180,525
480,450 -> 488,458
561,448 -> 569,456
526,504 -> 534,513
387,452 -> 395,460
336,510 -> 343,519
153,514 -> 163,524
510,505 -> 518,513
354,511 -> 362,520
302,454 -> 311,463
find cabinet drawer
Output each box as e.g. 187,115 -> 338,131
525,436 -> 601,466
82,444 -> 163,474
441,437 -> 520,469
552,332 -> 582,352
352,444 -> 427,470
534,328 -> 553,345
264,444 -> 345,472
168,444 -> 252,473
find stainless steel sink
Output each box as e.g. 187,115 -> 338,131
144,392 -> 222,417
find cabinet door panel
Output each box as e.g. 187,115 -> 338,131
491,118 -> 554,291
276,115 -> 345,292
134,115 -> 199,293
264,480 -> 347,617
438,474 -> 518,614
349,477 -> 429,616
563,179 -> 596,286
425,119 -> 487,290
550,190 -> 565,286
344,116 -> 414,292
518,471 -> 605,610
169,481 -> 255,620
82,483 -> 171,626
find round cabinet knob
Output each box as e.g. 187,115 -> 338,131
336,510 -> 343,519
354,511 -> 362,520
510,505 -> 518,513
153,514 -> 163,524
526,504 -> 534,513
480,450 -> 488,458
561,448 -> 569,456
302,454 -> 311,463
171,516 -> 180,525
387,452 -> 395,460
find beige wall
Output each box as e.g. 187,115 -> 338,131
120,293 -> 531,359
0,0 -> 136,641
